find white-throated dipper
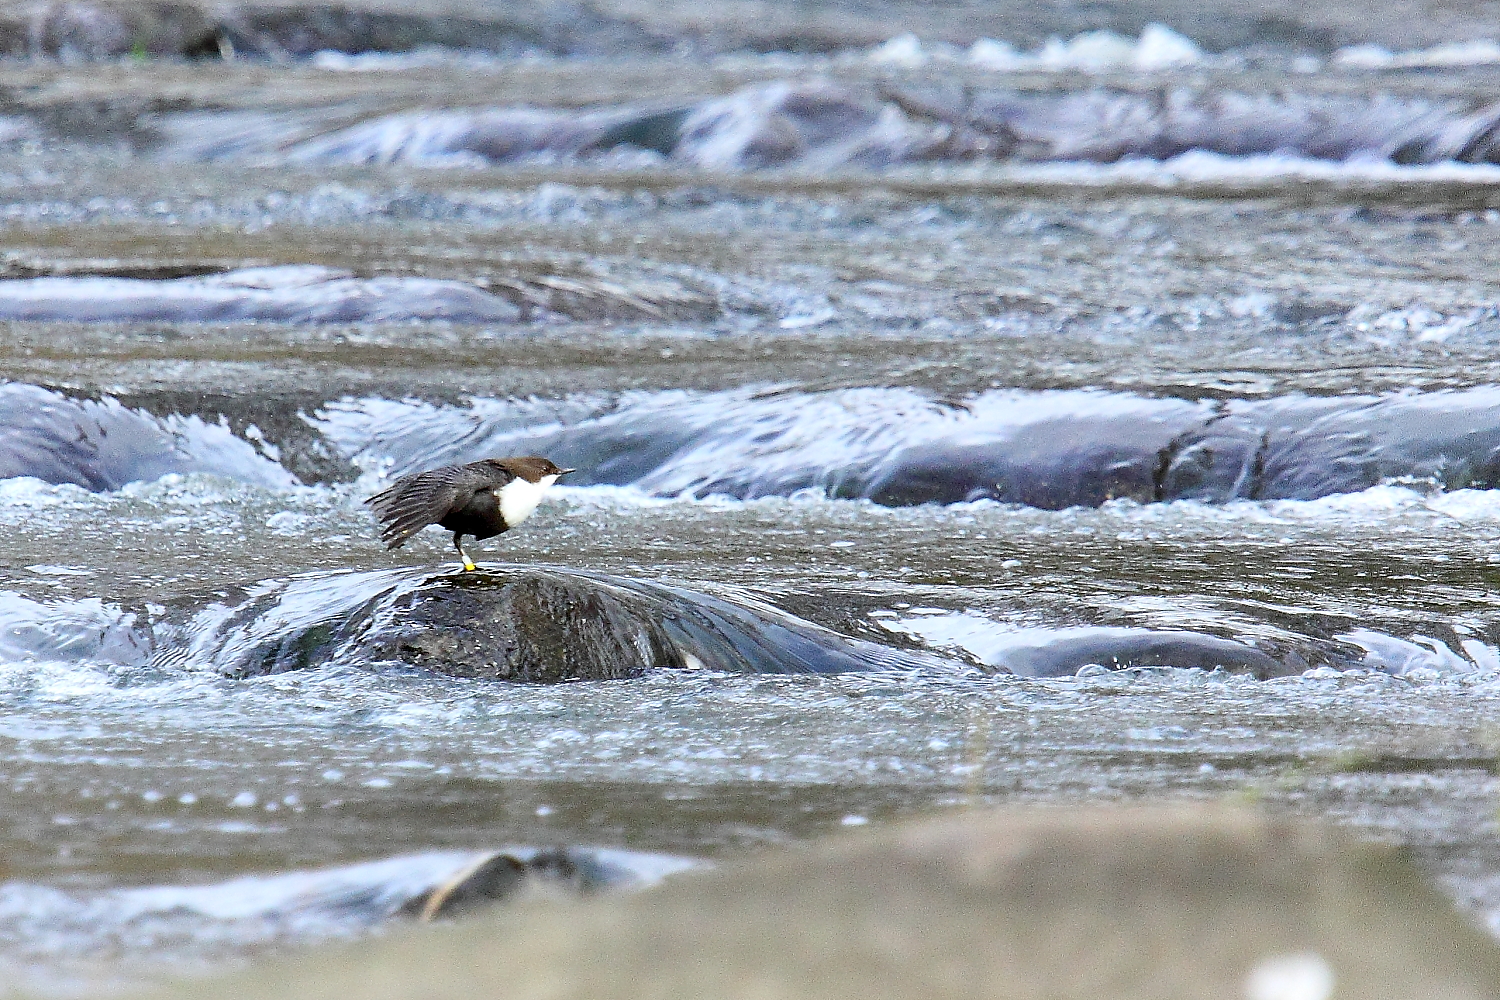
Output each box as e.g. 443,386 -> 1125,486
365,456 -> 573,571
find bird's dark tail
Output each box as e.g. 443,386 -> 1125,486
366,480 -> 435,549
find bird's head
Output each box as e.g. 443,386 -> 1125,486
495,456 -> 575,485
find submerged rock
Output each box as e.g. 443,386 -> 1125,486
22,377 -> 1500,510
884,617 -> 1297,679
196,566 -> 947,682
0,265 -> 521,324
672,82 -> 950,171
401,853 -> 526,921
1003,630 -> 1294,678
0,382 -> 294,490
318,385 -> 1500,510
401,848 -> 630,921
138,80 -> 1500,169
0,842 -> 690,963
284,104 -> 694,167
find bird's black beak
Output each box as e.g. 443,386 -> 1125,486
558,468 -> 576,476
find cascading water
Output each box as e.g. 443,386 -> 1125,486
5,4 -> 1500,993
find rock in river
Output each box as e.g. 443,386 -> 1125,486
189,566 -> 947,682
368,571 -> 681,683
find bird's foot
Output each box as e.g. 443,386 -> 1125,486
461,560 -> 477,572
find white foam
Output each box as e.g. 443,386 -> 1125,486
1071,484 -> 1500,540
0,115 -> 36,143
873,24 -> 1205,73
961,150 -> 1500,188
310,47 -> 506,72
1335,39 -> 1500,69
0,592 -> 147,667
866,33 -> 928,68
25,565 -> 92,577
0,477 -> 91,506
0,384 -> 296,491
182,568 -> 414,675
1245,953 -> 1336,1000
1338,630 -> 1486,676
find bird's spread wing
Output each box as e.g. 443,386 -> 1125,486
364,462 -> 512,549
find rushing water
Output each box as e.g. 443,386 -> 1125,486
8,5 -> 1500,992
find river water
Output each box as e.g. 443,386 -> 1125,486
7,9 -> 1500,992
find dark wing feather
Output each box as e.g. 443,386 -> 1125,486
364,461 -> 513,549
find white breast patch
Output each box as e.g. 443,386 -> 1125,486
496,473 -> 558,528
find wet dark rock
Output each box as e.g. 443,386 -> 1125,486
204,566 -> 946,682
864,420 -> 1181,508
269,83 -> 958,171
267,84 -> 973,175
400,847 -> 624,921
401,853 -> 526,921
22,379 -> 1500,510
1275,299 -> 1349,327
966,89 -> 1400,163
0,2 -> 212,60
590,107 -> 695,158
369,571 -> 680,683
16,58 -> 1500,169
1256,395 -> 1500,498
521,848 -> 619,894
0,258 -> 227,281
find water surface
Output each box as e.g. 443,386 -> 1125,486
6,15 -> 1500,993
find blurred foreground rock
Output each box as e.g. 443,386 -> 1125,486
140,805 -> 1500,1000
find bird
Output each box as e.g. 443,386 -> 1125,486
365,456 -> 574,571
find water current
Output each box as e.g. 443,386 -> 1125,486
8,6 -> 1500,992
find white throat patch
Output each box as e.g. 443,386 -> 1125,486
497,473 -> 558,528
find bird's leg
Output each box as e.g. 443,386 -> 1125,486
453,533 -> 477,572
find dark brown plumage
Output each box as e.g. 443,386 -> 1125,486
365,456 -> 573,570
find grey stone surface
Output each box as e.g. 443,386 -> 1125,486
369,571 -> 679,683
134,805 -> 1500,1000
206,566 -> 945,682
